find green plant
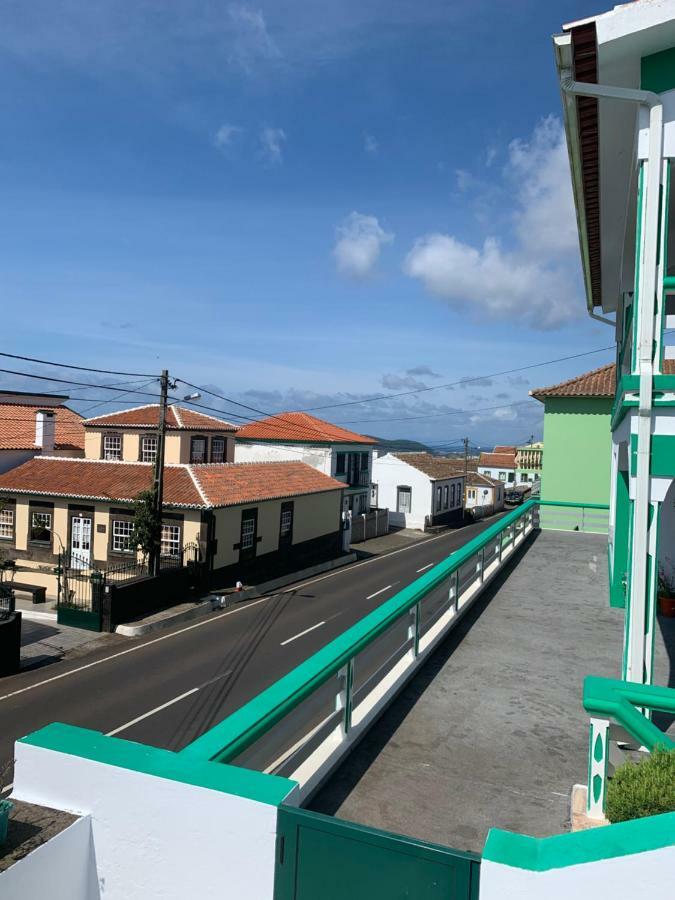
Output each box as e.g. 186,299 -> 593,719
131,489 -> 159,562
606,747 -> 675,823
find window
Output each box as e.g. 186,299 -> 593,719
112,520 -> 134,553
483,470 -> 492,477
335,453 -> 346,475
450,483 -> 456,507
443,485 -> 449,509
498,471 -> 506,481
141,435 -> 157,463
468,489 -> 476,500
435,486 -> 442,511
30,511 -> 52,543
211,436 -> 226,463
0,508 -> 13,540
190,435 -> 207,464
160,523 -> 181,557
397,486 -> 412,514
280,508 -> 293,536
103,434 -> 122,460
508,472 -> 515,483
241,516 -> 256,551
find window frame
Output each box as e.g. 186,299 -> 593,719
190,435 -> 208,464
210,435 -> 226,464
443,484 -> 449,509
111,519 -> 135,554
140,434 -> 158,463
103,433 -> 123,461
396,485 -> 412,514
335,452 -> 346,476
30,510 -> 52,544
160,523 -> 182,558
0,506 -> 14,541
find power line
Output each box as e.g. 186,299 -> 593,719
0,367 -> 161,395
0,351 -> 156,378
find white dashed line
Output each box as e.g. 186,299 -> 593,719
280,621 -> 326,647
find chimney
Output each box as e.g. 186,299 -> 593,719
35,410 -> 56,453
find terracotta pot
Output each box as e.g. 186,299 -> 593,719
658,594 -> 675,618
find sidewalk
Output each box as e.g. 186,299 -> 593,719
351,527 -> 432,558
19,616 -> 117,670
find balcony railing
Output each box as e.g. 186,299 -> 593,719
347,468 -> 370,487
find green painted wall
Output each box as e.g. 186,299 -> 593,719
540,397 -> 613,507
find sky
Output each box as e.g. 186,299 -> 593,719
0,0 -> 615,450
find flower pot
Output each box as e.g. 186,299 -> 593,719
0,798 -> 13,846
658,594 -> 675,618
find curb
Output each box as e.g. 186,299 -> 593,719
115,553 -> 358,638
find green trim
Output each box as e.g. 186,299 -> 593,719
583,676 -> 675,752
609,469 -> 630,609
630,432 -> 675,477
20,722 -> 296,806
641,47 -> 675,93
483,809 -> 675,871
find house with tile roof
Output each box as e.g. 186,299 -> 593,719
530,363 -> 618,522
477,447 -> 517,484
235,412 -> 377,517
83,404 -> 238,466
0,456 -> 345,605
464,472 -> 505,520
371,452 -> 465,530
0,390 -> 85,474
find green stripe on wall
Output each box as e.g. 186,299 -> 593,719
642,47 -> 675,93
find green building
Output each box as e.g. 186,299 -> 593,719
531,364 -> 613,530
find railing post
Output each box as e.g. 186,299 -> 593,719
480,547 -> 485,583
587,717 -> 610,820
452,569 -> 459,611
408,602 -> 421,658
338,660 -> 354,736
581,506 -> 586,533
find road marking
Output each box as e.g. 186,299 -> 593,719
106,670 -> 232,737
0,597 -> 270,704
0,514 -> 506,703
281,620 -> 326,647
416,563 -> 434,573
366,584 -> 393,600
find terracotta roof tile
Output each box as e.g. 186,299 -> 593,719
478,450 -> 516,469
236,412 -> 376,445
465,472 -> 503,489
0,404 -> 85,452
192,461 -> 344,507
84,404 -> 237,432
389,452 -> 467,480
529,361 -> 675,400
0,457 -> 344,509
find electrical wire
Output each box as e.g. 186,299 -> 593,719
0,351 -> 156,378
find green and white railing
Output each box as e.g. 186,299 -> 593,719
585,676 -> 675,819
181,499 -> 608,799
535,500 -> 609,534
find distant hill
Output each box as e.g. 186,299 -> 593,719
368,436 -> 432,453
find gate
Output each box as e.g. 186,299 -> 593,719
56,551 -> 104,631
274,806 -> 480,900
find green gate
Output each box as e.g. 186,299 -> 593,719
55,552 -> 104,632
274,806 -> 480,900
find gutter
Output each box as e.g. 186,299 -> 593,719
561,74 -> 663,684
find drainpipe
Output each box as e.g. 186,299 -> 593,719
561,75 -> 663,684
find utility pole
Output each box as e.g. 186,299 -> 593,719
151,369 -> 169,576
463,436 -> 469,475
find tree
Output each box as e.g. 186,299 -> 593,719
132,489 -> 159,564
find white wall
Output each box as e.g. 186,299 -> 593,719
480,845 -> 675,900
0,815 -> 98,900
12,741 -> 291,900
478,465 -> 516,484
235,441 -> 333,475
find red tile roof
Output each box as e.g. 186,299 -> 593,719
465,472 -> 503,489
478,450 -> 516,470
0,404 -> 85,452
530,363 -> 616,400
236,411 -> 376,445
84,404 -> 237,432
389,452 -> 467,480
0,457 -> 344,509
192,461 -> 344,507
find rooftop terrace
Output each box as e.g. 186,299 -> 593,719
308,530 -> 673,852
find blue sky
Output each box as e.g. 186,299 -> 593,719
0,0 -> 613,449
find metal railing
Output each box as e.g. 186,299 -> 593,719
584,676 -> 675,819
347,469 -> 370,487
535,500 -> 609,534
0,583 -> 15,620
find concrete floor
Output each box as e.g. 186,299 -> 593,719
309,530 -> 635,854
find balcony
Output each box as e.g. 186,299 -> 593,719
347,468 -> 370,487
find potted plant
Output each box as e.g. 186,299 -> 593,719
658,564 -> 675,617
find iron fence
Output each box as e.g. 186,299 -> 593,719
0,584 -> 15,621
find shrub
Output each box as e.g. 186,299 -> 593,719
606,746 -> 675,823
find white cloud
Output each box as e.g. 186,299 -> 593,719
364,134 -> 378,155
334,212 -> 394,279
227,5 -> 281,73
214,123 -> 243,149
405,117 -> 581,330
259,127 -> 287,165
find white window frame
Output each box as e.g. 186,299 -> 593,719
103,433 -> 122,460
160,523 -> 181,557
190,435 -> 207,464
241,517 -> 255,550
397,486 -> 412,514
0,507 -> 14,540
211,436 -> 226,463
498,471 -> 506,481
30,511 -> 52,543
141,435 -> 158,463
112,520 -> 135,553
280,509 -> 292,536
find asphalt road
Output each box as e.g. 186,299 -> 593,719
0,514 -> 506,784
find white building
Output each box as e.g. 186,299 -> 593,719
464,473 -> 505,519
371,452 -> 465,531
235,412 -> 376,515
477,446 -> 522,484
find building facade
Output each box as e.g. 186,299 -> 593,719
464,473 -> 505,519
235,412 -> 376,515
371,452 -> 465,530
477,446 -> 517,484
515,442 -> 543,483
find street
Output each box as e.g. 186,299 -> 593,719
0,514 -> 505,784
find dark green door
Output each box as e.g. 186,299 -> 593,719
275,806 -> 479,900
